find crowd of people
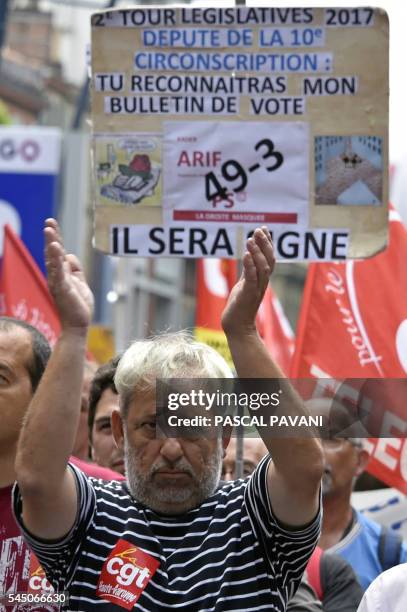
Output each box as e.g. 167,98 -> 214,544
0,219 -> 406,610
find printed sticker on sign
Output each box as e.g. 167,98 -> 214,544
97,539 -> 160,609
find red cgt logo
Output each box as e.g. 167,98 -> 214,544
97,539 -> 160,609
28,553 -> 54,593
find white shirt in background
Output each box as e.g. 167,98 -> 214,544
357,563 -> 407,612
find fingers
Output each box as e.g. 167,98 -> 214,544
45,218 -> 63,244
242,251 -> 258,285
44,217 -> 64,255
45,240 -> 66,291
44,219 -> 81,272
45,217 -> 62,263
66,253 -> 86,280
44,219 -> 72,291
245,227 -> 275,288
44,227 -> 57,253
254,226 -> 275,273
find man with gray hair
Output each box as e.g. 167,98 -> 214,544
13,219 -> 323,611
112,331 -> 232,515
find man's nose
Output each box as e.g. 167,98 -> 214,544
159,437 -> 184,463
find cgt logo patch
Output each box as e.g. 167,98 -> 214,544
97,539 -> 160,609
28,553 -> 54,593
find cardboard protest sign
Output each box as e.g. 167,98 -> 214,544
90,6 -> 388,260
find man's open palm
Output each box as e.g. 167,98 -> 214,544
44,218 -> 94,331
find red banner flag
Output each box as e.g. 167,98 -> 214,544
195,259 -> 295,374
291,207 -> 407,492
0,225 -> 60,346
195,259 -> 238,367
257,285 -> 295,375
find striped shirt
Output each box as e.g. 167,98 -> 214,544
13,456 -> 320,611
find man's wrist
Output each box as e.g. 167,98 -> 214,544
224,325 -> 259,342
59,326 -> 89,341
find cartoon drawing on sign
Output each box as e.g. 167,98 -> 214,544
315,135 -> 383,206
96,136 -> 162,206
102,153 -> 161,205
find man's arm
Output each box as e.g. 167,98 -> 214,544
15,218 -> 94,539
222,227 -> 323,527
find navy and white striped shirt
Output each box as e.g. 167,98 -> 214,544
13,456 -> 320,611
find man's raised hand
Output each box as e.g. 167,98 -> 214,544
44,218 -> 94,332
221,227 -> 275,336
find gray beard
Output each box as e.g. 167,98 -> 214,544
124,434 -> 223,515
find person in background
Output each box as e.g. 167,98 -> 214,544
0,317 -> 51,601
69,357 -> 123,480
72,359 -> 98,461
287,575 -> 323,612
357,563 -> 407,612
319,437 -> 407,590
305,546 -> 363,612
222,432 -> 363,611
222,436 -> 268,480
0,317 -> 121,607
88,355 -> 124,475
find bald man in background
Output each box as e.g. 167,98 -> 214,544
222,437 -> 268,481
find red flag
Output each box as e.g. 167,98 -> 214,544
195,259 -> 295,374
0,225 -> 60,346
257,285 -> 295,375
195,259 -> 238,367
292,207 -> 407,379
291,207 -> 407,492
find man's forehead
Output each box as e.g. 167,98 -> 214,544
0,327 -> 33,366
96,388 -> 120,417
126,388 -> 157,417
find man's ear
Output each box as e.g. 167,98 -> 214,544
111,409 -> 125,449
355,448 -> 371,477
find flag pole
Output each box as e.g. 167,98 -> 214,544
233,0 -> 245,479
